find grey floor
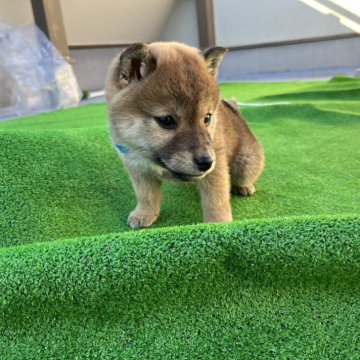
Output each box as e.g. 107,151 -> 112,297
1,66 -> 358,122
218,66 -> 358,82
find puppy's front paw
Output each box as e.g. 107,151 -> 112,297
127,209 -> 158,229
231,184 -> 256,196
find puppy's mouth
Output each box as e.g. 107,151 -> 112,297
154,157 -> 206,182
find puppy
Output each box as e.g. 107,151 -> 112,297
106,42 -> 264,228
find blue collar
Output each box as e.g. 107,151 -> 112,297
115,143 -> 129,154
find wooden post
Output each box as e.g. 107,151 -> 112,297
196,0 -> 216,49
30,0 -> 70,60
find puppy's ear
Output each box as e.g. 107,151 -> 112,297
117,43 -> 156,85
202,47 -> 228,78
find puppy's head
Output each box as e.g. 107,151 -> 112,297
106,42 -> 227,181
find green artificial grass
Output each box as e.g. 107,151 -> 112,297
1,77 -> 360,358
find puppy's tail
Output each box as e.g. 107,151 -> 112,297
227,98 -> 240,111
222,98 -> 240,113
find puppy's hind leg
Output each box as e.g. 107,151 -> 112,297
231,144 -> 264,197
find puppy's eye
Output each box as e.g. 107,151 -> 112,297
154,115 -> 177,130
204,113 -> 212,126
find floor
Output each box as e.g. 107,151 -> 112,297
218,66 -> 358,82
1,66 -> 358,122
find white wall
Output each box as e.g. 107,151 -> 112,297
1,0 -> 357,47
1,0 -> 358,90
0,0 -> 33,26
60,0 -> 176,46
214,0 -> 353,47
160,0 -> 199,47
0,0 -> 179,45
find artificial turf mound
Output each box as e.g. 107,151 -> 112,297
1,77 -> 360,358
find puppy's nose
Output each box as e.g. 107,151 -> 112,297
194,155 -> 213,171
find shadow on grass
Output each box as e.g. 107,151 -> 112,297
244,102 -> 360,127
256,88 -> 360,103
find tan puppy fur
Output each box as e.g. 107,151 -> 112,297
106,42 -> 264,228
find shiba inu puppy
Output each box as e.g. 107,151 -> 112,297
106,42 -> 264,228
